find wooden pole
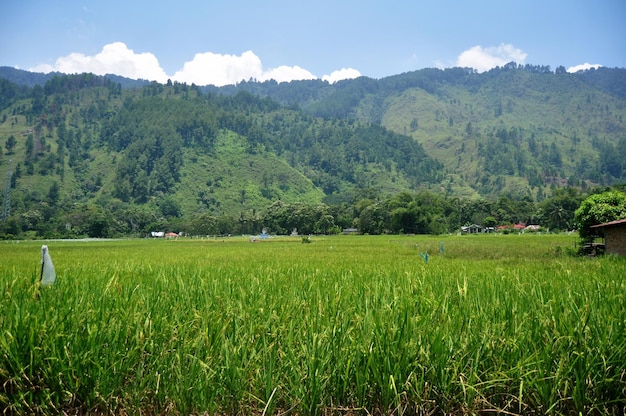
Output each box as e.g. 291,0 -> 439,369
40,246 -> 46,283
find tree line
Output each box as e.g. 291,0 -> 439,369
0,185 -> 597,239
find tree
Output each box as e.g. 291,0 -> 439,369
31,85 -> 45,115
47,181 -> 60,206
190,212 -> 218,236
483,216 -> 497,228
600,145 -> 623,178
85,205 -> 113,238
315,214 -> 336,234
539,188 -> 582,231
120,204 -> 159,234
386,192 -> 421,233
358,203 -> 388,235
24,134 -> 34,160
574,190 -> 626,240
158,196 -> 181,218
5,135 -> 16,154
548,142 -> 562,168
60,204 -> 114,237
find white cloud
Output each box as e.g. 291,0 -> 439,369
567,62 -> 602,73
172,51 -> 319,86
456,43 -> 527,73
261,65 -> 317,83
29,63 -> 54,73
172,50 -> 263,86
30,42 -> 169,83
322,68 -> 362,83
28,42 -> 362,86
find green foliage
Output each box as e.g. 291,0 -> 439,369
263,201 -> 335,235
574,190 -> 626,239
1,236 -> 624,414
539,187 -> 583,231
4,134 -> 16,154
1,67 -> 626,238
483,216 -> 497,228
238,66 -> 626,197
358,202 -> 388,234
58,204 -> 114,238
385,190 -> 451,234
201,66 -> 626,197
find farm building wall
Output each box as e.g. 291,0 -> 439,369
604,223 -> 626,256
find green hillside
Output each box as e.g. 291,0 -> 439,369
0,73 -> 440,237
294,66 -> 626,199
1,66 -> 626,238
206,66 -> 626,197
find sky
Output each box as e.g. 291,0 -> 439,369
1,0 -> 625,86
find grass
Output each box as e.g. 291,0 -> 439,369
1,234 -> 625,415
177,131 -> 325,216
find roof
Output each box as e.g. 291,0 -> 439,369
590,218 -> 626,229
497,223 -> 526,229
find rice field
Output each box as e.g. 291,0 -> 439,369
1,234 -> 625,415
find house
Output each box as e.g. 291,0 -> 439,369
497,223 -> 526,232
461,224 -> 482,234
590,218 -> 626,256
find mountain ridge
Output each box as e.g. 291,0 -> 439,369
1,65 -> 625,236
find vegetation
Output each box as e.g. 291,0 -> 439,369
574,190 -> 626,240
0,181 -> 590,239
2,65 -> 625,413
213,65 -> 626,199
1,235 -> 624,414
0,66 -> 625,238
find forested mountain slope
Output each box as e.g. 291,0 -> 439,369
214,65 -> 626,199
0,73 -> 440,236
1,65 -> 625,237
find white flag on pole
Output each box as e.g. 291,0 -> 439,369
41,245 -> 56,286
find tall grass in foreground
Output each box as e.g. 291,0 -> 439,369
1,235 -> 625,415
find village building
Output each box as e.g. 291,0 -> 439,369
461,224 -> 482,234
590,218 -> 626,256
495,223 -> 527,233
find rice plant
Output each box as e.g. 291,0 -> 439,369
0,235 -> 624,414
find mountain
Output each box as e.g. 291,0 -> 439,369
0,66 -> 151,89
0,67 -> 61,88
209,65 -> 626,199
0,65 -> 625,237
0,72 -> 441,236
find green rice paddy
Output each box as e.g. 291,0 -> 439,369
1,234 -> 625,414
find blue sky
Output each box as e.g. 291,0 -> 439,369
1,0 -> 624,86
